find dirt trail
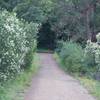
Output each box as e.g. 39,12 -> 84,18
24,53 -> 95,100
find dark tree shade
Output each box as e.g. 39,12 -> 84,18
37,22 -> 56,50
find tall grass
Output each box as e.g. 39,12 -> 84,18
79,77 -> 100,100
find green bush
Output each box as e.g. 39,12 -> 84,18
58,38 -> 100,79
0,10 -> 38,83
23,43 -> 37,69
59,42 -> 83,73
56,40 -> 64,53
83,34 -> 100,79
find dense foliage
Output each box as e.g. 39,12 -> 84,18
0,0 -> 55,23
1,0 -> 100,42
0,1 -> 99,99
58,33 -> 100,80
59,42 -> 83,73
0,10 -> 38,82
37,0 -> 99,44
84,33 -> 100,79
0,0 -> 100,81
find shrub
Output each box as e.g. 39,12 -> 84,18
82,40 -> 97,75
0,10 -> 38,83
84,33 -> 100,79
59,42 -> 83,73
56,40 -> 64,53
57,34 -> 100,79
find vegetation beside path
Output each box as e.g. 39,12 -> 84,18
54,53 -> 100,100
79,77 -> 100,100
0,0 -> 100,99
0,54 -> 39,100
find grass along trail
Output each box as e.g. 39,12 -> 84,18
24,53 -> 95,100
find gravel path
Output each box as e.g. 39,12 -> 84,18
24,53 -> 95,100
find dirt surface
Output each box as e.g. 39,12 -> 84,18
24,53 -> 95,100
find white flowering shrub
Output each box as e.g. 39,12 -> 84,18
84,33 -> 100,78
0,10 -> 38,82
85,39 -> 100,66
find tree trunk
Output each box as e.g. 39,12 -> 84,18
91,3 -> 97,41
86,10 -> 91,40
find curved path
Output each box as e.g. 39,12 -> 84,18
24,53 -> 95,100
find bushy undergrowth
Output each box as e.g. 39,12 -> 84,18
0,10 -> 38,83
56,39 -> 100,98
59,42 -> 83,73
0,53 -> 39,100
84,34 -> 100,79
56,41 -> 64,53
58,33 -> 100,80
